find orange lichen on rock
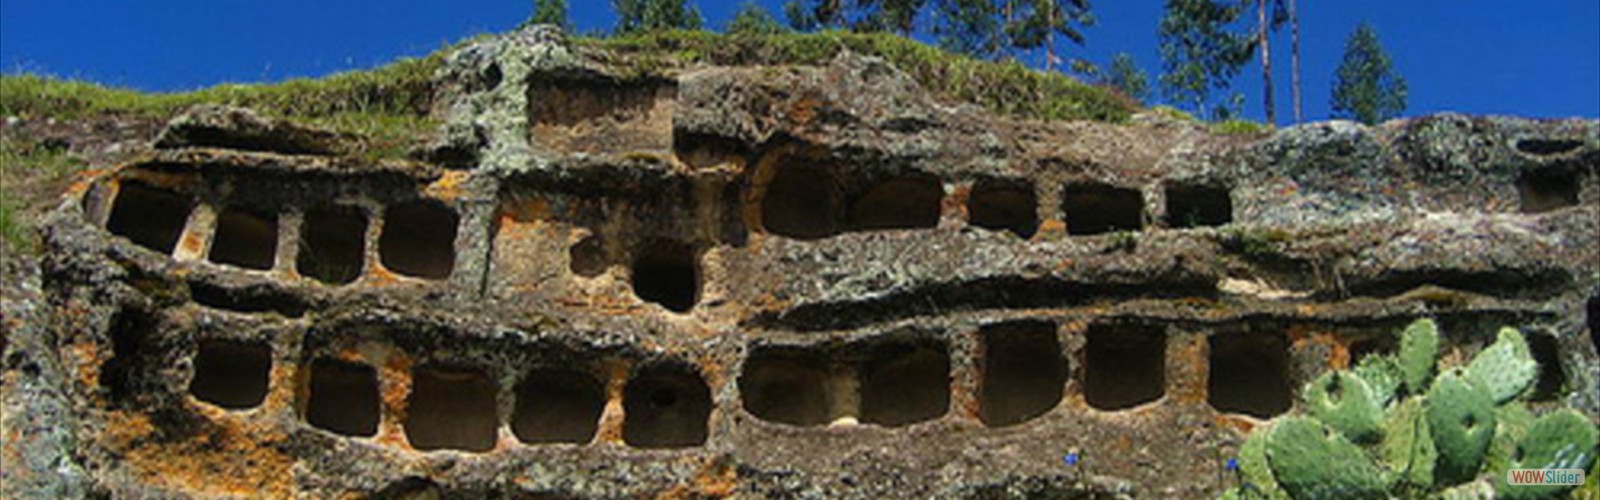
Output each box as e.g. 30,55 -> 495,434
112,411 -> 294,498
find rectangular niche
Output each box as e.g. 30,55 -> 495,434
528,78 -> 676,155
1207,328 -> 1292,418
859,341 -> 950,427
379,200 -> 458,280
106,182 -> 194,254
209,207 -> 278,270
405,364 -> 499,452
512,368 -> 606,445
968,179 -> 1039,238
623,364 -> 711,449
846,174 -> 944,232
1061,182 -> 1144,235
979,321 -> 1066,426
761,162 -> 844,240
1164,184 -> 1232,228
1083,323 -> 1166,410
305,359 -> 381,437
1517,167 -> 1580,213
298,205 -> 367,285
740,348 -> 832,427
188,339 -> 272,409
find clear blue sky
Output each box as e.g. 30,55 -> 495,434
2,0 -> 1596,123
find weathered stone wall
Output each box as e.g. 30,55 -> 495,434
3,26 -> 1597,499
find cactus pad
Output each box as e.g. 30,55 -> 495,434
1465,327 -> 1538,404
1397,318 -> 1439,394
1264,416 -> 1387,500
1426,369 -> 1497,485
1304,370 -> 1383,443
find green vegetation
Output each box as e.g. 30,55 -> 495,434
1158,0 -> 1253,120
527,0 -> 571,31
1221,319 -> 1599,499
0,134 -> 80,255
581,29 -> 1136,122
1331,22 -> 1407,125
1105,53 -> 1150,102
613,0 -> 703,34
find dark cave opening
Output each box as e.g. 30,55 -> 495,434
297,205 -> 367,285
1164,184 -> 1232,228
847,175 -> 943,232
209,207 -> 278,270
568,234 -> 607,278
106,182 -> 193,254
1517,167 -> 1580,213
306,359 -> 381,437
631,240 -> 700,313
379,200 -> 458,280
1207,329 -> 1292,418
740,348 -> 831,426
968,180 -> 1038,238
1061,183 -> 1144,235
761,162 -> 842,240
188,339 -> 271,409
623,365 -> 711,448
860,342 -> 950,427
1083,323 -> 1167,411
1525,332 -> 1566,401
405,364 -> 499,452
979,321 -> 1066,426
512,368 -> 606,445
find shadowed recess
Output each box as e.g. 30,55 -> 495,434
623,365 -> 711,448
188,339 -> 271,409
209,206 -> 278,270
1207,329 -> 1292,418
741,348 -> 831,426
1164,184 -> 1232,228
306,359 -> 380,437
847,175 -> 943,231
568,234 -> 607,278
979,321 -> 1066,426
968,180 -> 1038,238
1514,138 -> 1583,156
1590,294 -> 1599,354
1061,183 -> 1143,235
106,182 -> 193,254
405,364 -> 499,452
379,200 -> 458,280
1525,332 -> 1566,400
512,368 -> 605,445
761,162 -> 842,240
1517,167 -> 1580,213
631,239 -> 699,313
298,205 -> 367,285
1083,323 -> 1166,410
99,308 -> 157,405
189,280 -> 309,318
860,342 -> 950,427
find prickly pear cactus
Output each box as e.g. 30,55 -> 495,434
1378,397 -> 1435,492
1464,327 -> 1538,404
1426,369 -> 1497,486
1351,355 -> 1400,409
1304,371 -> 1382,443
1226,426 -> 1289,500
1496,409 -> 1599,500
1263,416 -> 1388,500
1397,318 -> 1440,394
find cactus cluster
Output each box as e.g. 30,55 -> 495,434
1220,319 -> 1599,500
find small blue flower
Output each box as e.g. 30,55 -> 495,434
1063,452 -> 1080,467
1225,457 -> 1240,472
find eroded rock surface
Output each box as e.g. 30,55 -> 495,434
3,26 -> 1598,499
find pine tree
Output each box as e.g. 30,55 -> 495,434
529,0 -> 570,30
855,0 -> 927,35
1331,22 -> 1407,125
614,0 -> 704,34
931,0 -> 1002,57
783,0 -> 847,31
1157,0 -> 1254,118
728,1 -> 788,36
1106,53 -> 1149,102
1288,0 -> 1302,123
1005,0 -> 1094,71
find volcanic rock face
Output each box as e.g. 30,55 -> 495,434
3,26 -> 1599,499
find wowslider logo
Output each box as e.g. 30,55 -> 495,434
1506,468 -> 1585,486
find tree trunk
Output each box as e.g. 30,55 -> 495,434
1290,0 -> 1303,123
1257,0 -> 1276,125
1045,1 -> 1058,71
